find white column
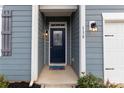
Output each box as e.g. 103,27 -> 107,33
31,5 -> 39,81
79,5 -> 86,77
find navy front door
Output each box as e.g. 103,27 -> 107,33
50,28 -> 65,64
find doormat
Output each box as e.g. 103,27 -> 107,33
49,66 -> 65,70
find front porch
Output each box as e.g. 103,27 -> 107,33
31,5 -> 85,87
36,65 -> 78,88
37,5 -> 80,81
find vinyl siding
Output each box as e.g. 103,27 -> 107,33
38,12 -> 44,76
86,5 -> 124,78
71,7 -> 79,75
0,5 -> 32,81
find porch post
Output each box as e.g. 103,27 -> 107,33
79,5 -> 86,77
31,5 -> 39,82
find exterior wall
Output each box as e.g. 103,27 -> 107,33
71,7 -> 79,75
38,12 -> 44,76
45,16 -> 71,65
0,5 -> 32,81
86,5 -> 124,78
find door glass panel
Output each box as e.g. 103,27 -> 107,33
53,31 -> 62,46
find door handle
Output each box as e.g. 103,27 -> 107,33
105,68 -> 115,70
104,35 -> 114,37
50,46 -> 52,48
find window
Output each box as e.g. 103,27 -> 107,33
53,31 -> 62,46
51,23 -> 65,27
0,6 -> 3,56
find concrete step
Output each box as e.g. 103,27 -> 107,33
41,84 -> 76,88
36,65 -> 78,88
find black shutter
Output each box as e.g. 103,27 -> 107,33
1,10 -> 12,56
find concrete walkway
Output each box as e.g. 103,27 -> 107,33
36,65 -> 78,88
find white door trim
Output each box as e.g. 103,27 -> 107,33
102,13 -> 124,82
48,22 -> 67,66
79,5 -> 86,77
31,5 -> 39,82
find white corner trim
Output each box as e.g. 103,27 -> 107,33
102,13 -> 106,83
79,5 -> 86,77
102,13 -> 124,20
31,5 -> 39,82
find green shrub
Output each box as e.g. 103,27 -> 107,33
0,75 -> 9,88
77,73 -> 106,88
105,80 -> 118,88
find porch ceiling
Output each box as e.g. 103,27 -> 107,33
40,5 -> 77,16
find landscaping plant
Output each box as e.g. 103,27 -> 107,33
77,73 -> 106,88
105,80 -> 118,88
0,74 -> 9,88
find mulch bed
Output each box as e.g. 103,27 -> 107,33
8,81 -> 41,88
75,85 -> 80,88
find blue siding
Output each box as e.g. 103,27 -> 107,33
86,5 -> 124,78
71,7 -> 79,76
38,12 -> 44,76
0,5 -> 32,81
